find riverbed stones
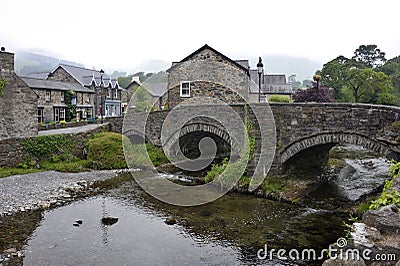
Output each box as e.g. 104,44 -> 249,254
101,217 -> 118,225
164,217 -> 177,225
322,257 -> 366,266
362,205 -> 400,234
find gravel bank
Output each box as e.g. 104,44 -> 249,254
0,170 -> 123,216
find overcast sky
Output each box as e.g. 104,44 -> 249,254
1,0 -> 399,75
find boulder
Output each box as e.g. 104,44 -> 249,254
101,217 -> 118,225
362,206 -> 400,234
322,257 -> 366,266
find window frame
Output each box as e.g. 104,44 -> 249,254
45,90 -> 51,101
180,81 -> 191,97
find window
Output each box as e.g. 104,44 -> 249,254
59,108 -> 65,120
107,89 -> 111,98
37,108 -> 44,123
60,91 -> 65,102
260,94 -> 267,103
114,89 -> 118,99
45,90 -> 51,101
54,108 -> 59,122
180,81 -> 190,97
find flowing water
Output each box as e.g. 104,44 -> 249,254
20,145 -> 390,265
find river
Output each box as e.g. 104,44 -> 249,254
17,145 -> 391,265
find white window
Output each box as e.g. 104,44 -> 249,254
180,81 -> 190,97
54,108 -> 59,122
107,89 -> 111,98
45,90 -> 51,101
37,108 -> 43,123
60,91 -> 65,102
60,108 -> 65,120
114,89 -> 118,99
260,94 -> 267,103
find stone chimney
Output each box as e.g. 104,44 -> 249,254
0,47 -> 15,74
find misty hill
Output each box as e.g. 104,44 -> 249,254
262,55 -> 322,81
15,51 -> 84,76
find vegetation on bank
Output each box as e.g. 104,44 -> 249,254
268,95 -> 291,103
0,132 -> 168,178
369,161 -> 400,209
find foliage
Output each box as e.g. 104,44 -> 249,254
22,134 -> 75,160
268,95 -> 291,102
64,90 -> 76,121
261,176 -> 287,193
344,68 -> 395,104
318,56 -> 359,100
205,158 -> 228,183
352,44 -> 386,68
293,86 -> 335,102
60,120 -> 67,125
0,78 -> 7,97
378,56 -> 400,105
133,85 -> 152,112
369,161 -> 400,209
86,132 -> 128,169
145,143 -> 169,167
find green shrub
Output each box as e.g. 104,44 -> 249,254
261,176 -> 287,193
370,161 -> 400,209
60,120 -> 67,125
87,132 -> 128,169
49,121 -> 56,126
268,95 -> 291,103
22,134 -> 75,160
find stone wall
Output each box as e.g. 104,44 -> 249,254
0,49 -> 38,140
0,124 -> 109,167
167,47 -> 249,108
110,103 -> 400,173
47,67 -> 80,84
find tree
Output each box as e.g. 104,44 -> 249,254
352,44 -> 386,68
379,56 -> 400,105
133,86 -> 152,112
344,68 -> 395,104
293,85 -> 335,102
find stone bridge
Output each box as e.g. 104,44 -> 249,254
109,103 -> 400,174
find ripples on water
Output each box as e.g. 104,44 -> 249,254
22,144 -> 389,265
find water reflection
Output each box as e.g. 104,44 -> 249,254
23,179 -> 346,266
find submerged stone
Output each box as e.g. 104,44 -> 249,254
101,217 -> 118,225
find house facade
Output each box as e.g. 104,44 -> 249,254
166,44 -> 249,108
0,47 -> 38,140
21,77 -> 95,122
249,70 -> 293,102
47,64 -> 122,118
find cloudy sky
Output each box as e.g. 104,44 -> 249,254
1,0 -> 399,75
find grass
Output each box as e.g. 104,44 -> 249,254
0,132 -> 169,179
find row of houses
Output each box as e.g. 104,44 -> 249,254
0,44 -> 293,140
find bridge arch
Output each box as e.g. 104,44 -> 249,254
162,122 -> 238,158
280,132 -> 397,165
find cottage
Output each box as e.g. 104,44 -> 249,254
21,77 -> 95,122
249,70 -> 293,102
0,47 -> 38,140
166,44 -> 250,108
48,64 -> 123,117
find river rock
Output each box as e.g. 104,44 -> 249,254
322,257 -> 366,265
165,217 -> 177,225
3,248 -> 17,254
101,217 -> 118,225
362,206 -> 400,234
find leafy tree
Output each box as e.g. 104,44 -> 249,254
318,56 -> 360,100
132,86 -> 152,112
379,56 -> 400,105
64,90 -> 76,121
352,44 -> 386,68
302,79 -> 313,87
117,75 -> 133,88
344,68 -> 394,104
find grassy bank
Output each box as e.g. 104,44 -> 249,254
0,132 -> 168,179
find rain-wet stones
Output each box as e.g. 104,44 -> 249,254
164,217 -> 177,225
101,217 -> 118,225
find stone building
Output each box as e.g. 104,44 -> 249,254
21,77 -> 95,122
0,47 -> 38,140
249,70 -> 293,102
166,44 -> 250,108
48,64 -> 122,118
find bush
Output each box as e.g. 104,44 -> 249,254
370,161 -> 400,209
86,132 -> 128,169
60,120 -> 67,125
49,121 -> 56,126
268,95 -> 291,103
22,134 -> 75,160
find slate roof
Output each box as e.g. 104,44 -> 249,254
249,71 -> 293,94
25,72 -> 49,79
168,44 -> 250,76
142,82 -> 168,97
21,77 -> 95,93
50,64 -> 120,89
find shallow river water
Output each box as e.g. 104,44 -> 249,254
20,145 -> 389,265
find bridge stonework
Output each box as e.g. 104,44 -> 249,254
111,103 -> 400,174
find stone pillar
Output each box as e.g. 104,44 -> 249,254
0,47 -> 15,74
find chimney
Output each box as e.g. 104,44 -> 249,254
0,47 -> 15,74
